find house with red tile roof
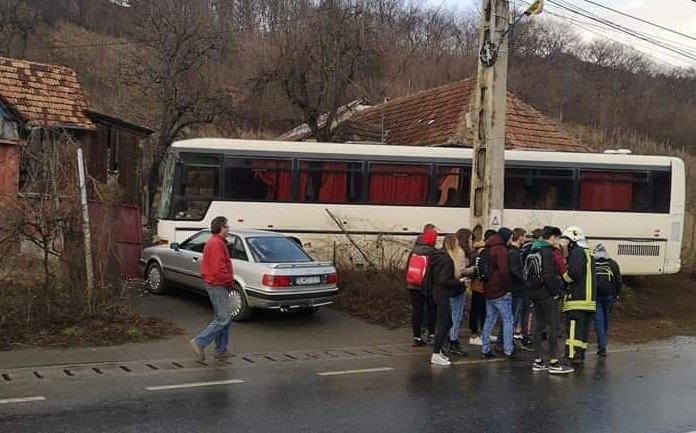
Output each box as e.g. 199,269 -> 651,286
279,78 -> 588,152
0,56 -> 152,204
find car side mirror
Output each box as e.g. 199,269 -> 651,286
170,242 -> 180,251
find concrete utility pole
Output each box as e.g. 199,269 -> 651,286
469,0 -> 510,239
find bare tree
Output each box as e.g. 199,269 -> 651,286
0,0 -> 39,57
254,0 -> 378,141
120,0 -> 235,224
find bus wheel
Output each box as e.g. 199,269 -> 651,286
230,284 -> 252,322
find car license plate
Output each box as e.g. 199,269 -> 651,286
295,276 -> 321,285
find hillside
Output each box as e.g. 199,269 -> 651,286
3,0 -> 693,151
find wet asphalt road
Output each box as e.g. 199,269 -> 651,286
1,341 -> 695,433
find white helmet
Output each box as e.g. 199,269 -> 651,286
562,226 -> 588,248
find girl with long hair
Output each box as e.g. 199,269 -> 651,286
429,235 -> 468,366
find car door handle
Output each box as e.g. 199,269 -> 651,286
192,257 -> 199,262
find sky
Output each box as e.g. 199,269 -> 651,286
430,0 -> 696,69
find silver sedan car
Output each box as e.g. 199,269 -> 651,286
140,229 -> 339,321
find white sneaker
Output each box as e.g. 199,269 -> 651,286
490,335 -> 499,343
469,336 -> 483,346
430,352 -> 452,366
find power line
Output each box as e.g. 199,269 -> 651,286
548,0 -> 696,62
577,0 -> 696,43
512,0 -> 696,68
555,0 -> 696,61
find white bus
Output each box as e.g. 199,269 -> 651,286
156,138 -> 684,275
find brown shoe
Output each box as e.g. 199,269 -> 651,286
214,351 -> 233,360
189,338 -> 205,361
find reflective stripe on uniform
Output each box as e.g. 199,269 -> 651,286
584,249 -> 593,308
563,300 -> 596,312
566,320 -> 589,359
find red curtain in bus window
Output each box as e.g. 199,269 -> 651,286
318,162 -> 348,202
369,164 -> 429,204
297,168 -> 309,202
580,171 -> 633,210
253,160 -> 293,201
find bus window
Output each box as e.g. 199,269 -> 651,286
173,156 -> 221,220
579,171 -> 648,212
224,158 -> 292,201
505,168 -> 573,210
298,161 -> 363,203
653,171 -> 672,213
436,165 -> 470,207
368,163 -> 430,205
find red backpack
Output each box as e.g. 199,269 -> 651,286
406,254 -> 429,286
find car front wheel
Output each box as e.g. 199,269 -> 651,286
230,283 -> 252,322
146,262 -> 168,295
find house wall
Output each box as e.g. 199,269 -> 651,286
0,140 -> 19,196
76,123 -> 144,205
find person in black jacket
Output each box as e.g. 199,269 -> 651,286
406,228 -> 439,346
527,226 -> 574,374
508,228 -> 529,343
430,235 -> 467,366
593,244 -> 622,357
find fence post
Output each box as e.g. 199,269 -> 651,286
77,147 -> 95,314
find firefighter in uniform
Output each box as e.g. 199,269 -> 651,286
560,226 -> 596,365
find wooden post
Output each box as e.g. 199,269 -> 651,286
77,147 -> 95,314
469,0 -> 510,239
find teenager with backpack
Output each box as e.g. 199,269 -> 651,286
406,228 -> 438,347
561,226 -> 597,366
518,228 -> 542,349
481,227 -> 515,360
525,226 -> 574,374
430,235 -> 468,366
509,228 -> 529,342
593,244 -> 622,357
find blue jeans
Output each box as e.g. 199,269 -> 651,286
196,285 -> 232,354
595,296 -> 614,350
449,293 -> 466,342
482,293 -> 514,355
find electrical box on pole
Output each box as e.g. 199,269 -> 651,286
469,0 -> 510,239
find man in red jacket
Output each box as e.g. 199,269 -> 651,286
190,216 -> 234,361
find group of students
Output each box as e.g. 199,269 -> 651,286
406,223 -> 622,374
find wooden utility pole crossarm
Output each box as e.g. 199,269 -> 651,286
469,0 -> 510,238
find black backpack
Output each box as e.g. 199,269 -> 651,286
596,260 -> 616,297
475,248 -> 492,282
524,250 -> 544,290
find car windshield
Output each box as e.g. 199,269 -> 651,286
246,236 -> 312,263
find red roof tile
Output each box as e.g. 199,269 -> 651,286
353,79 -> 588,152
0,56 -> 95,130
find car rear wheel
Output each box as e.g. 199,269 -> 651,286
230,283 -> 252,322
146,263 -> 168,295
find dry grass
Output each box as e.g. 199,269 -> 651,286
331,268 -> 411,330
